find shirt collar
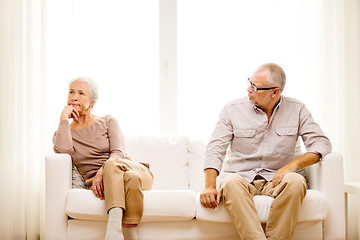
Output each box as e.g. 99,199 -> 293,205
274,96 -> 283,110
252,96 -> 283,113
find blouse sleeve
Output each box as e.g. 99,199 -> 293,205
107,116 -> 127,160
53,120 -> 74,154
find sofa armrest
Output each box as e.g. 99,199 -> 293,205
45,153 -> 72,240
306,152 -> 345,240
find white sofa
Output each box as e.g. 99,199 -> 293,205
45,136 -> 345,240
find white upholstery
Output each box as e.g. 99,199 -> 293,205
126,136 -> 189,190
187,140 -> 207,192
45,136 -> 345,240
196,190 -> 327,223
66,189 -> 196,222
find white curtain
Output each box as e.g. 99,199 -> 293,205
0,0 -> 46,239
340,0 -> 360,238
342,0 -> 360,181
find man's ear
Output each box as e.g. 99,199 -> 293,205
272,88 -> 281,98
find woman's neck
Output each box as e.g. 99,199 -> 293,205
71,113 -> 96,129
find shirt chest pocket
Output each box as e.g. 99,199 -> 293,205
232,129 -> 257,155
274,127 -> 298,155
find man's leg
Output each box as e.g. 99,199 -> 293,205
263,172 -> 307,240
220,174 -> 267,240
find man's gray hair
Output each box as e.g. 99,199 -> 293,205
69,77 -> 99,104
257,63 -> 286,92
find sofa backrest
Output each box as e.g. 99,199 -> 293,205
126,136 -> 192,190
187,140 -> 207,192
124,136 -> 302,193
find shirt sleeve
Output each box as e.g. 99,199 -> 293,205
53,120 -> 74,154
107,116 -> 127,160
298,104 -> 332,159
204,106 -> 234,174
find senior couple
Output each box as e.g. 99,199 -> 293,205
53,63 -> 331,240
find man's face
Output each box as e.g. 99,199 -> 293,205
247,70 -> 274,109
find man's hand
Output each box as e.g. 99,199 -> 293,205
272,164 -> 296,187
200,168 -> 220,209
91,168 -> 104,200
272,152 -> 321,187
200,187 -> 220,209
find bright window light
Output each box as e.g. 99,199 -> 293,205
178,0 -> 316,139
72,0 -> 159,136
47,0 -> 159,144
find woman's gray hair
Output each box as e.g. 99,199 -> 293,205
257,63 -> 286,92
69,77 -> 99,104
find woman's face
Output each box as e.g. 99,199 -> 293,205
67,80 -> 94,114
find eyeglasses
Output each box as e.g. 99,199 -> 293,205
247,78 -> 279,92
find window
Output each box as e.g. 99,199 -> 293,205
177,0 -> 318,139
46,0 -> 159,149
47,0 -> 334,145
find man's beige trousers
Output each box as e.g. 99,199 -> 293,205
220,172 -> 306,240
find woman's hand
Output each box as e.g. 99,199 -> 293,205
91,168 -> 104,200
60,104 -> 80,122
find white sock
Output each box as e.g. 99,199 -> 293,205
123,227 -> 139,240
105,208 -> 124,240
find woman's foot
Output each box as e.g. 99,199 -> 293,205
105,208 -> 124,240
123,225 -> 139,240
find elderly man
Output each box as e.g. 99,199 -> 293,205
200,63 -> 332,240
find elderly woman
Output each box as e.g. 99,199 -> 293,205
53,77 -> 153,240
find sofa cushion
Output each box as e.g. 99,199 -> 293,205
195,189 -> 327,223
188,140 -> 207,193
72,163 -> 86,189
66,189 -> 197,222
126,136 -> 190,190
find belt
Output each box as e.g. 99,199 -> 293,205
253,175 -> 265,180
251,175 -> 268,186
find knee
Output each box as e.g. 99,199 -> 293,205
221,174 -> 247,192
124,171 -> 141,186
103,158 -> 128,175
283,172 -> 306,193
102,158 -> 117,174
